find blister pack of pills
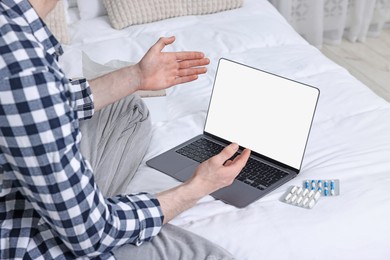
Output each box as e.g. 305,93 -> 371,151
303,179 -> 340,196
281,185 -> 321,209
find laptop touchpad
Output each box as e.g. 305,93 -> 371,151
147,151 -> 196,175
174,163 -> 198,182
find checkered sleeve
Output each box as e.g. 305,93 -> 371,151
68,78 -> 94,120
1,70 -> 164,257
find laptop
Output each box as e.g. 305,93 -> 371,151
147,58 -> 320,208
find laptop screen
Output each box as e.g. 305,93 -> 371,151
204,59 -> 319,170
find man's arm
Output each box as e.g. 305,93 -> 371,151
157,144 -> 251,223
89,36 -> 210,111
1,71 -> 164,257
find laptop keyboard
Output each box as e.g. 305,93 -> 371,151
237,157 -> 288,190
176,138 -> 289,190
176,138 -> 224,163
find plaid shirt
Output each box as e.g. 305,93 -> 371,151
0,1 -> 164,259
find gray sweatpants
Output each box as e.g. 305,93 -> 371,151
79,95 -> 234,260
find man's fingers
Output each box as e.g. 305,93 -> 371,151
231,149 -> 251,168
153,36 -> 176,51
213,143 -> 239,164
179,58 -> 210,69
174,75 -> 199,85
177,67 -> 207,77
175,51 -> 205,61
224,160 -> 233,166
173,62 -> 208,85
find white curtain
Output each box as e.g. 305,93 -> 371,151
269,0 -> 390,47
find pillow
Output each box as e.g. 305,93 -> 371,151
44,0 -> 70,44
186,0 -> 244,15
103,0 -> 244,30
77,0 -> 107,20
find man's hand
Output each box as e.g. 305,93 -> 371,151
189,143 -> 251,196
136,36 -> 210,91
157,143 -> 251,224
89,36 -> 209,111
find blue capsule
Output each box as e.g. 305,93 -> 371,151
330,180 -> 335,195
324,187 -> 329,196
317,180 -> 323,190
311,180 -> 316,190
324,181 -> 329,188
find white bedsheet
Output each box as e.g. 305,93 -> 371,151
60,0 -> 390,259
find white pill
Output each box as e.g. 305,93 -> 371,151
296,187 -> 303,196
302,188 -> 309,196
314,191 -> 321,201
291,186 -> 298,194
296,196 -> 303,205
303,197 -> 309,206
308,190 -> 315,198
308,199 -> 316,209
291,194 -> 298,203
285,193 -> 292,202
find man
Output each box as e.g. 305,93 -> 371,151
0,0 -> 251,259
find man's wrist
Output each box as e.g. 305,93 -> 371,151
129,63 -> 142,92
119,65 -> 142,93
156,177 -> 212,224
184,176 -> 215,200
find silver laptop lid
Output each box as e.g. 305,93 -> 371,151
204,59 -> 319,170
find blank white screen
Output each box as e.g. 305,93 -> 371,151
204,59 -> 319,169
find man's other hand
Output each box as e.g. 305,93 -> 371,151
136,36 -> 210,91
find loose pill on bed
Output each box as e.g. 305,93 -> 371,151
302,188 -> 309,196
305,180 -> 310,189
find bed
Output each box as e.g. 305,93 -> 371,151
59,0 -> 390,259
